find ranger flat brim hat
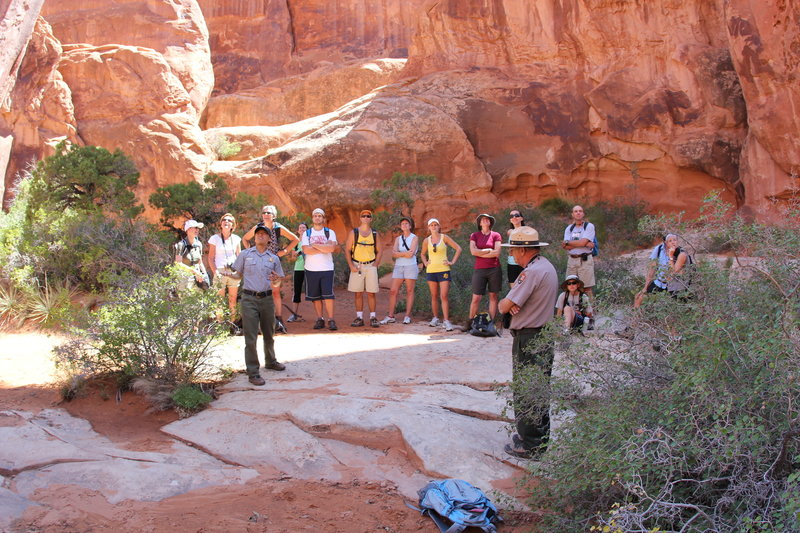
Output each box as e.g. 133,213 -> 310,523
501,226 -> 549,247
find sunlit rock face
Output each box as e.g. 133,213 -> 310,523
2,0 -> 797,223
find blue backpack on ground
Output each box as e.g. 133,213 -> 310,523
416,479 -> 502,533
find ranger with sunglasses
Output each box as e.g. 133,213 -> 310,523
345,209 -> 383,327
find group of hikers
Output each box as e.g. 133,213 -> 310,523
174,203 -> 691,456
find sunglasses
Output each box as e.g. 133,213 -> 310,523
361,214 -> 372,218
222,219 -> 234,223
510,213 -> 522,218
566,281 -> 579,285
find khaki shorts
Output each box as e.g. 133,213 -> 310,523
213,273 -> 241,290
347,264 -> 379,293
566,255 -> 595,288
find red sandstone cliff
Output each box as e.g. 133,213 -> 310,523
1,0 -> 797,224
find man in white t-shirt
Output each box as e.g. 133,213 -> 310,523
301,208 -> 340,331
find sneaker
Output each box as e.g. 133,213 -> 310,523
403,316 -> 412,325
313,317 -> 325,330
351,317 -> 365,327
275,318 -> 288,334
328,320 -> 338,331
380,316 -> 396,325
429,317 -> 440,327
266,361 -> 286,371
443,320 -> 453,331
586,317 -> 594,331
504,442 -> 544,460
370,317 -> 379,328
248,375 -> 266,386
286,313 -> 301,323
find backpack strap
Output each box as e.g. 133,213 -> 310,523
306,227 -> 331,240
351,228 -> 377,260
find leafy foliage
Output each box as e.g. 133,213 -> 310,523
519,194 -> 800,532
209,134 -> 242,160
28,140 -> 143,219
53,267 -> 229,387
148,173 -> 266,234
369,172 -> 436,232
0,144 -> 161,294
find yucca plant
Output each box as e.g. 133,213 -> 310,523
0,282 -> 29,329
26,278 -> 78,328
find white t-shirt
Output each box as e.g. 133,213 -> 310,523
208,233 -> 242,269
301,227 -> 338,272
394,233 -> 417,266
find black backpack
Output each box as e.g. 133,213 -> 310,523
351,228 -> 378,260
568,222 -> 599,257
469,312 -> 499,337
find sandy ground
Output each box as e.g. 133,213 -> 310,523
0,288 -> 539,532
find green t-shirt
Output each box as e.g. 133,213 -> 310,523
293,242 -> 304,271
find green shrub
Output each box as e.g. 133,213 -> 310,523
53,267 -> 229,387
209,134 -> 242,160
171,384 -> 213,411
517,194 -> 800,532
25,279 -> 78,328
0,282 -> 29,329
0,145 -> 160,293
149,173 -> 265,234
369,172 -> 436,232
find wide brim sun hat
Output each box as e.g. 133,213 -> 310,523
475,213 -> 495,229
561,275 -> 584,291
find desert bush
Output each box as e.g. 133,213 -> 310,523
25,278 -> 79,328
0,282 -> 29,329
209,134 -> 242,160
149,173 -> 265,234
0,144 -> 162,293
171,384 -> 213,412
516,194 -> 800,532
53,267 -> 229,390
369,172 -> 436,232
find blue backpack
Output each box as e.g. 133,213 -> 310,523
416,479 -> 502,533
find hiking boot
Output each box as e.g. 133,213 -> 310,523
429,317 -> 440,327
380,316 -> 396,325
351,317 -> 365,327
313,317 -> 325,330
286,313 -> 301,323
370,317 -> 379,328
328,319 -> 338,331
586,317 -> 594,331
275,317 -> 288,334
266,362 -> 286,371
403,316 -> 412,324
504,442 -> 543,460
443,320 -> 454,331
248,375 -> 266,386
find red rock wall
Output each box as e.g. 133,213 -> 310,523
1,0 -> 797,225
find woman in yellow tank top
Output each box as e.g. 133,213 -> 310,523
420,218 -> 462,331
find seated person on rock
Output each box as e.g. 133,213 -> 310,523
555,275 -> 593,335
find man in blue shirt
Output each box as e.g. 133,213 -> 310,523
231,222 -> 286,385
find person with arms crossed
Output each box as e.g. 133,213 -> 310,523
499,226 -> 559,459
381,216 -> 418,325
301,208 -> 340,331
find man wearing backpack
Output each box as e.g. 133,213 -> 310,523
561,205 -> 596,318
345,209 -> 383,327
301,208 -> 340,331
499,226 -> 558,459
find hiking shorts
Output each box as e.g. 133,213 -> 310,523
392,263 -> 419,280
305,270 -> 335,301
348,264 -> 379,293
566,255 -> 595,288
471,266 -> 502,295
426,271 -> 450,283
213,273 -> 240,290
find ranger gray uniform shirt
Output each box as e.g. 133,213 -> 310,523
506,254 -> 558,330
231,247 -> 284,293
